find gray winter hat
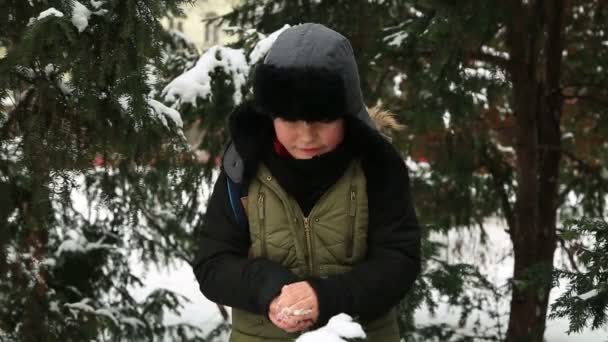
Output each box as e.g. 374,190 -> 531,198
253,23 -> 374,127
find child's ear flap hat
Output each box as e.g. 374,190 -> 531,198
253,23 -> 375,127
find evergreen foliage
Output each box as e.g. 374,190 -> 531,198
0,1 -> 226,341
551,218 -> 608,334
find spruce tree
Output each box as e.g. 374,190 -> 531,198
0,1 -> 225,341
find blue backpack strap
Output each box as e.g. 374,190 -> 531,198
226,176 -> 249,230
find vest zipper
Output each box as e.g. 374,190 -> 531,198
258,193 -> 266,257
303,217 -> 314,275
346,190 -> 356,258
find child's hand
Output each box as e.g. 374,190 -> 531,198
268,281 -> 319,332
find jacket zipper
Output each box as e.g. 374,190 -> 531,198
258,193 -> 266,257
346,190 -> 356,258
303,217 -> 314,275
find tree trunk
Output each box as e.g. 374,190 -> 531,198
504,1 -> 565,341
19,96 -> 52,342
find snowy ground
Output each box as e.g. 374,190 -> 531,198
132,218 -> 608,341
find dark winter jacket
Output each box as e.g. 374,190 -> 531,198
191,23 -> 421,335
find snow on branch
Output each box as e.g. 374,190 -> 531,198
56,236 -> 116,256
249,24 -> 290,64
71,1 -> 108,33
65,298 -> 119,326
162,46 -> 249,106
148,98 -> 184,130
577,288 -> 601,301
162,25 -> 291,109
37,8 -> 64,20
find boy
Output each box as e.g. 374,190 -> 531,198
193,23 -> 421,341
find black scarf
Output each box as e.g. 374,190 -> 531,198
262,135 -> 356,216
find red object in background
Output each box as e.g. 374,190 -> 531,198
94,155 -> 105,167
417,156 -> 429,163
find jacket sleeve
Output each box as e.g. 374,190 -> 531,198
192,171 -> 298,314
306,147 -> 422,326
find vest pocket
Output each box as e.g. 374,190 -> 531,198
346,189 -> 356,258
257,192 -> 266,257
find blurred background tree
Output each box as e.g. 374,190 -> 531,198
0,0 -> 228,341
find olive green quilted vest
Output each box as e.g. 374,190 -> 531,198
230,161 -> 400,342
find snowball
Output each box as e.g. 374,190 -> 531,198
296,313 -> 366,342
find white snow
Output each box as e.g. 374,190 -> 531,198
384,30 -> 409,47
162,46 -> 249,106
65,298 -> 95,312
407,6 -> 424,18
44,64 -> 56,76
577,288 -> 602,301
71,1 -> 92,33
168,29 -> 197,49
90,0 -> 105,9
121,316 -> 145,328
481,45 -> 510,60
296,314 -> 366,342
65,298 -> 119,326
496,142 -> 515,154
49,301 -> 61,313
148,98 -> 184,129
471,88 -> 489,109
56,237 -> 115,255
0,137 -> 23,163
443,110 -> 451,129
4,245 -> 17,263
118,95 -> 130,111
393,73 -> 406,97
37,8 -> 65,20
249,25 -> 291,65
561,132 -> 574,140
464,67 -> 506,83
71,1 -> 107,33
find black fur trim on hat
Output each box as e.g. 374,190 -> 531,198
253,64 -> 347,122
227,101 -> 274,180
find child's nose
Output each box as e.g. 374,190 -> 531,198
299,124 -> 315,142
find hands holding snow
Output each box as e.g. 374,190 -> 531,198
268,281 -> 319,332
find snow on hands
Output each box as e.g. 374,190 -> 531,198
296,313 -> 366,342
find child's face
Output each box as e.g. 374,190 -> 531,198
273,118 -> 345,159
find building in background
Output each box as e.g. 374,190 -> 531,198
162,0 -> 240,51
